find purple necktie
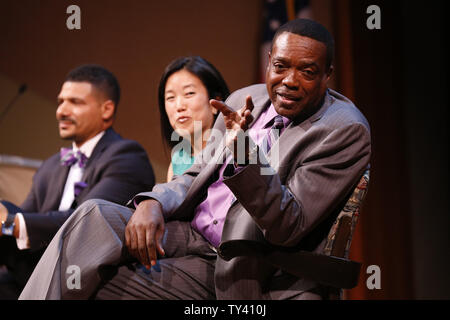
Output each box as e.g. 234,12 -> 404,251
60,147 -> 88,168
265,115 -> 285,152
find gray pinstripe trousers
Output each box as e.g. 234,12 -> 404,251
19,199 -> 217,300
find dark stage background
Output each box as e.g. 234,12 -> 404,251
0,0 -> 448,299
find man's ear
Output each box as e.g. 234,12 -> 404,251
101,100 -> 115,122
326,65 -> 334,80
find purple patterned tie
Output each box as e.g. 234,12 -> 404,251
60,147 -> 88,168
265,115 -> 285,152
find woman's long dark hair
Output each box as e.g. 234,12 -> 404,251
158,56 -> 230,149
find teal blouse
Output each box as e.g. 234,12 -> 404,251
171,147 -> 195,176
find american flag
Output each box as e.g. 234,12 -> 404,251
259,0 -> 312,82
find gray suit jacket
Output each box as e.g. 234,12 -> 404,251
21,127 -> 155,251
132,84 -> 371,299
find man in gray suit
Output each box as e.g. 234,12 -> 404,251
0,65 -> 155,299
20,19 -> 370,300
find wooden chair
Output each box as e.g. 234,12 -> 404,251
218,169 -> 370,299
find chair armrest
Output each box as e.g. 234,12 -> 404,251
218,239 -> 361,289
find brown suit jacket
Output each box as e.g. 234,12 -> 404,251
132,84 -> 371,299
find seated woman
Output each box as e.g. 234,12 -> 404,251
158,56 -> 230,181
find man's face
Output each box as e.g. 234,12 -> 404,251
56,81 -> 108,146
266,32 -> 332,119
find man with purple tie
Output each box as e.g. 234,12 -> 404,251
0,64 -> 155,298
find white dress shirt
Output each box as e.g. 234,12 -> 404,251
16,131 -> 105,249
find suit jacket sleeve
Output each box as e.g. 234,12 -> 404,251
223,121 -> 371,248
22,140 -> 155,251
129,151 -> 207,219
20,179 -> 39,213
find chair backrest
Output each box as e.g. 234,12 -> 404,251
0,154 -> 42,204
321,169 -> 370,299
323,169 -> 370,259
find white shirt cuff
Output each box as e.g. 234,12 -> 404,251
15,213 -> 30,250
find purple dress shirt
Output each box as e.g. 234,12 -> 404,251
191,104 -> 291,247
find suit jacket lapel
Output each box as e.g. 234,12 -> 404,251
80,128 -> 118,181
249,91 -> 271,127
72,128 -> 119,204
48,160 -> 70,211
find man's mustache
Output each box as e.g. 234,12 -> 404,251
58,117 -> 76,124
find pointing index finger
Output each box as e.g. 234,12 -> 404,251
244,95 -> 255,113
